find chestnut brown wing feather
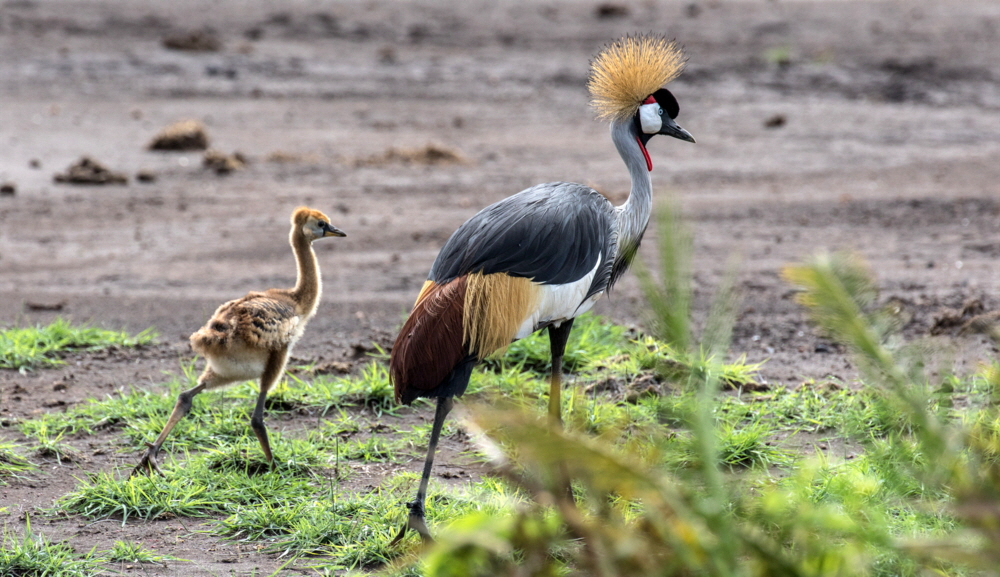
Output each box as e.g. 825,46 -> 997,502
389,278 -> 469,404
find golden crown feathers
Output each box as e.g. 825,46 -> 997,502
588,35 -> 686,122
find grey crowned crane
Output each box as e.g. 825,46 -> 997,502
388,34 -> 694,543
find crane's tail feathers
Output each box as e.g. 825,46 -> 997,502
390,273 -> 539,404
390,278 -> 470,404
464,272 -> 539,361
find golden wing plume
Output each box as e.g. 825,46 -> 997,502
588,35 -> 686,122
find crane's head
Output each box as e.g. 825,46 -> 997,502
291,206 -> 347,241
588,35 -> 694,168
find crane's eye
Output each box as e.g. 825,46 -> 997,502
658,107 -> 664,116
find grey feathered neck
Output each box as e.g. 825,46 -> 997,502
610,118 -> 653,275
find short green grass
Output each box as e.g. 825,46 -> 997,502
105,539 -> 181,565
6,311 -> 999,574
482,312 -> 630,374
0,520 -> 187,576
0,520 -> 102,576
6,313 -> 775,572
0,318 -> 155,370
0,441 -> 35,482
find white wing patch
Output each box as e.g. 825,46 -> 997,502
514,255 -> 603,339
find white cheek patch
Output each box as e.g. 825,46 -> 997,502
639,103 -> 662,134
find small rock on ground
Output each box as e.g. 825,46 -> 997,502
162,28 -> 221,52
148,120 -> 209,151
203,150 -> 247,174
53,157 -> 128,185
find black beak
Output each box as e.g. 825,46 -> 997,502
661,117 -> 696,143
323,223 -> 347,237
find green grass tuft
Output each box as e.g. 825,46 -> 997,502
58,471 -> 228,522
482,312 -> 629,374
0,318 -> 155,370
266,361 -> 397,414
715,419 -> 792,469
0,441 -> 35,481
0,520 -> 102,576
104,539 -> 181,564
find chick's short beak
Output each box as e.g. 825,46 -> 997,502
323,223 -> 347,237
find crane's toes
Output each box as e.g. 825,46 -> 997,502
129,460 -> 153,478
410,514 -> 434,543
389,522 -> 409,547
389,513 -> 434,546
129,445 -> 164,478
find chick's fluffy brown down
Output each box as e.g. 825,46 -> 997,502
190,291 -> 302,358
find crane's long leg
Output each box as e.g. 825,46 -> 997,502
548,319 -> 577,502
391,396 -> 454,545
249,348 -> 288,471
547,318 -> 575,426
130,376 -> 210,477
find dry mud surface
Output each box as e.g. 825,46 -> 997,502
1,0 -> 999,574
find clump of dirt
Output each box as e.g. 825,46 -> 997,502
135,169 -> 157,183
203,149 -> 247,174
355,143 -> 466,167
290,360 -> 352,376
624,373 -> 663,403
931,299 -> 985,335
729,380 -> 771,393
162,28 -> 221,52
207,452 -> 307,477
0,182 -> 15,195
35,445 -> 85,464
377,45 -> 397,64
595,3 -> 629,18
764,114 -> 787,128
585,376 -> 625,396
313,361 -> 352,375
53,157 -> 128,185
265,150 -> 320,164
25,301 -> 65,311
959,311 -> 1000,341
148,120 -> 209,151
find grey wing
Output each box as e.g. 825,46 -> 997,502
429,182 -> 617,299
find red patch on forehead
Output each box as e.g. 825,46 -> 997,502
642,95 -> 657,105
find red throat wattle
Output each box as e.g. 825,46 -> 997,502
637,95 -> 656,171
636,136 -> 652,172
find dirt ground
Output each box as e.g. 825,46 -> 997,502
1,0 -> 999,574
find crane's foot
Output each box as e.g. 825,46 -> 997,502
389,501 -> 433,546
129,442 -> 165,478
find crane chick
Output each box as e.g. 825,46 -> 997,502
131,207 -> 345,476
